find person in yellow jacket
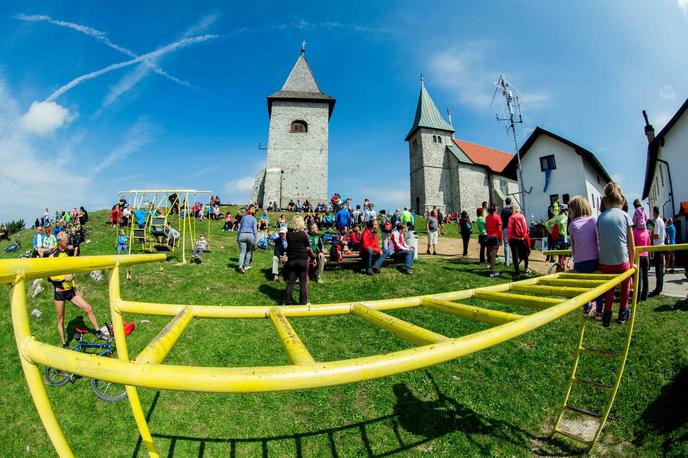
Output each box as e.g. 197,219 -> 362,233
49,232 -> 109,347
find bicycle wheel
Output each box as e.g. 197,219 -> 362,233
44,366 -> 72,387
547,263 -> 559,275
91,379 -> 128,402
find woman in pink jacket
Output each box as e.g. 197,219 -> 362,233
507,203 -> 530,280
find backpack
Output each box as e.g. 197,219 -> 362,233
513,218 -> 525,238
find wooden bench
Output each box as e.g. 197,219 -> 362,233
325,251 -> 396,270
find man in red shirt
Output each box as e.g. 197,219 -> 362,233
485,204 -> 503,277
360,220 -> 382,275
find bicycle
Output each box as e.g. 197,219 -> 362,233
547,242 -> 573,274
44,324 -> 128,402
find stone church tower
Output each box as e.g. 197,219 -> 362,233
251,49 -> 335,208
406,77 -> 455,213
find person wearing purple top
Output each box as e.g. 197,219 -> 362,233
236,206 -> 258,273
568,196 -> 602,316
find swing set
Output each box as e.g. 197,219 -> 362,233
117,190 -> 212,264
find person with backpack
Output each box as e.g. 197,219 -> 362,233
507,203 -> 530,280
379,209 -> 393,249
458,211 -> 472,256
500,198 -> 513,266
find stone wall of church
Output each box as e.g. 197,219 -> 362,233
262,100 -> 329,207
457,163 -> 491,213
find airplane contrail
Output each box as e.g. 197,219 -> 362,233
45,34 -> 218,102
15,13 -> 192,88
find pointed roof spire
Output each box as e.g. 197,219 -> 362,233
267,50 -> 336,118
405,78 -> 455,141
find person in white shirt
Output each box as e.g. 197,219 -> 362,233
649,206 -> 665,297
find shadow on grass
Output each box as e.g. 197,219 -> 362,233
131,373 -> 579,457
65,316 -> 88,345
258,283 -> 284,304
633,365 -> 688,454
655,298 -> 688,312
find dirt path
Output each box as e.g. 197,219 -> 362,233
416,234 -> 552,274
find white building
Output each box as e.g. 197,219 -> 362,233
504,127 -> 612,223
643,98 -> 688,242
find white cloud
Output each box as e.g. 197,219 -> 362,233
103,13 -> 221,107
46,34 -> 218,102
655,111 -> 673,130
678,0 -> 688,15
427,42 -> 549,113
19,101 -> 73,135
224,175 -> 256,204
93,120 -> 153,174
659,84 -> 676,100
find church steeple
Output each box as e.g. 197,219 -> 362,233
267,50 -> 336,118
405,77 -> 455,141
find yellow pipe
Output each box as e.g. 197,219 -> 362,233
0,254 -> 166,284
474,291 -> 562,308
538,278 -> 607,287
11,279 -> 74,457
22,269 -> 635,393
109,267 -> 160,458
135,307 -> 194,365
511,284 -> 587,298
557,273 -> 617,280
423,298 -> 522,325
268,308 -> 315,365
542,249 -> 572,256
351,303 -> 450,346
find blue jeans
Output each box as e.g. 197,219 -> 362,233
237,232 -> 255,268
378,250 -> 414,270
362,248 -> 381,270
502,228 -> 510,265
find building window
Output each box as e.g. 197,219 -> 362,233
549,194 -> 559,205
590,195 -> 595,209
540,155 -> 556,171
438,136 -> 442,144
290,120 -> 308,133
432,135 -> 437,143
563,194 -> 570,204
596,175 -> 600,185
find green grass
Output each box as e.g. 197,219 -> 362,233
0,210 -> 686,457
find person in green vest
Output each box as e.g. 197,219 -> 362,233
476,208 -> 487,263
544,204 -> 569,247
401,208 -> 415,231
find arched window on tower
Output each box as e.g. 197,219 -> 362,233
290,120 -> 308,133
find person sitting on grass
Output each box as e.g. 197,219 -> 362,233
116,229 -> 128,255
33,226 -> 48,257
361,219 -> 383,275
485,205 -> 502,277
44,227 -> 57,254
308,223 -> 327,283
166,224 -> 180,248
597,182 -> 635,327
68,225 -> 83,256
272,226 -> 288,282
259,209 -> 270,231
49,232 -> 110,347
223,213 -> 233,231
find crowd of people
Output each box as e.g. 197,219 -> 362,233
32,207 -> 88,258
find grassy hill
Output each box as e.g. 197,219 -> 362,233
0,210 -> 686,457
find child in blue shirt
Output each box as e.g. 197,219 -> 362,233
116,229 -> 128,255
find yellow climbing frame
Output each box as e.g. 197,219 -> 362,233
2,244 -> 686,457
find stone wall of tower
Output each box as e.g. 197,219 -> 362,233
408,128 -> 453,212
263,100 -> 329,207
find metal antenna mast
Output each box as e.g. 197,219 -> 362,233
495,74 -> 528,219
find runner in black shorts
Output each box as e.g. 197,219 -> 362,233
49,232 -> 109,347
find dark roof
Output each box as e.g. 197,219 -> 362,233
405,80 -> 454,141
642,97 -> 688,198
267,52 -> 336,118
503,127 -> 612,183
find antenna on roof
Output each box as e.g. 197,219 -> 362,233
495,74 -> 529,218
420,73 -> 424,83
447,107 -> 454,137
301,40 -> 306,54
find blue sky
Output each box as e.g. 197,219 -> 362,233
1,0 -> 687,222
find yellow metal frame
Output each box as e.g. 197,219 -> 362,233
118,189 -> 212,264
3,244 -> 686,456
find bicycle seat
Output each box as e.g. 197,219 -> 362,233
75,328 -> 90,334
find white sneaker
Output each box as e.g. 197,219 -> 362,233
245,266 -> 253,270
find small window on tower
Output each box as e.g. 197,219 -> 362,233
432,135 -> 437,143
290,120 -> 308,133
438,136 -> 442,144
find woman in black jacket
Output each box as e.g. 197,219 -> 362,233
283,215 -> 315,305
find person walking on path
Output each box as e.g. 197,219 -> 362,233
633,220 -> 651,302
666,218 -> 676,273
236,206 -> 258,273
507,203 -> 530,280
283,216 -> 314,305
458,211 -> 472,256
649,206 -> 665,296
500,198 -> 513,266
426,210 -> 439,255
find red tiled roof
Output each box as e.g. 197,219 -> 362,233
452,138 -> 513,173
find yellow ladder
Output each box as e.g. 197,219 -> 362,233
550,271 -> 639,452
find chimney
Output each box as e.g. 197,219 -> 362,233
642,110 -> 655,144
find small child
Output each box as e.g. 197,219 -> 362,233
116,229 -> 128,255
632,199 -> 647,231
597,182 -> 635,327
191,233 -> 209,263
568,196 -> 602,316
